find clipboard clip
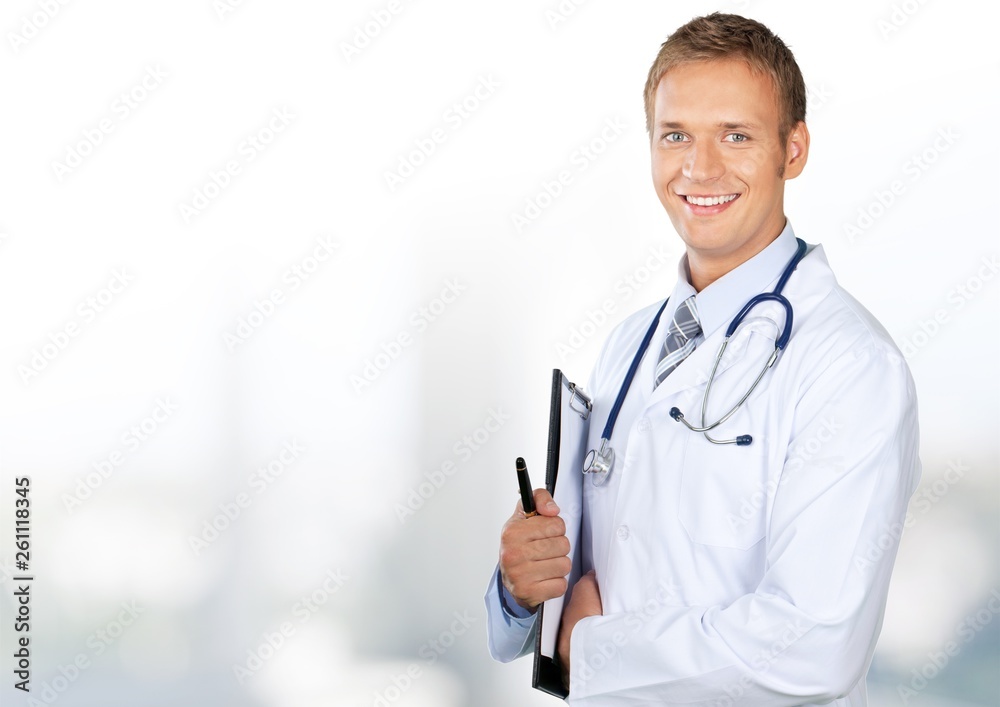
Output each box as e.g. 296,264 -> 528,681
567,383 -> 592,420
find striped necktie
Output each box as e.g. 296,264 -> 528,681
654,296 -> 702,388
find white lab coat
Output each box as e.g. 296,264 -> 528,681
485,223 -> 921,706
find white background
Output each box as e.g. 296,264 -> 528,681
1,0 -> 997,705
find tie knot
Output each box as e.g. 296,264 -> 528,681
672,296 -> 701,342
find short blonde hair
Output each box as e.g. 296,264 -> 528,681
643,13 -> 806,143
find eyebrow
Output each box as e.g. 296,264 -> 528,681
657,121 -> 762,131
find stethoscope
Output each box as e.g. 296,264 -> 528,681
582,238 -> 808,485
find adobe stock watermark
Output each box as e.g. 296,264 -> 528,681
805,82 -> 834,116
17,268 -> 135,385
395,407 -> 510,522
383,74 -> 500,192
896,587 -> 1000,703
711,618 -> 810,707
51,64 -> 167,182
189,440 -> 305,556
18,601 -> 144,706
898,255 -> 998,359
553,243 -> 673,362
62,397 -> 178,514
233,567 -> 349,684
0,557 -> 19,585
340,0 -> 413,63
854,459 -> 969,574
350,278 -> 465,393
176,106 -> 295,224
7,0 -> 71,54
727,416 -> 845,533
877,0 -> 931,40
570,581 -> 679,693
843,127 -> 959,243
370,609 -> 478,706
545,0 -> 589,30
511,117 -> 625,234
213,0 -> 249,20
224,234 -> 340,352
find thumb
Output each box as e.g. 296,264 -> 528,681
533,488 -> 559,516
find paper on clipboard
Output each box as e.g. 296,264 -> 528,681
532,369 -> 591,698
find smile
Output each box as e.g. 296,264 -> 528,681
684,194 -> 739,206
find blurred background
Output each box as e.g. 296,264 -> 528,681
0,1 -> 997,705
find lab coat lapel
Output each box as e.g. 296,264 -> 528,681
642,322 -> 753,409
639,225 -> 802,412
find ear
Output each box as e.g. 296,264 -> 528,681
783,120 -> 810,180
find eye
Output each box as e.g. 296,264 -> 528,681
662,132 -> 687,143
725,133 -> 749,143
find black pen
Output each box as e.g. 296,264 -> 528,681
516,457 -> 537,517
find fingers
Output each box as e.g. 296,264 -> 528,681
499,524 -> 569,567
513,487 -> 560,517
502,513 -> 566,546
502,564 -> 571,609
533,488 -> 560,516
506,555 -> 573,586
519,534 -> 571,562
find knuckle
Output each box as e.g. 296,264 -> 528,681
500,519 -> 518,540
499,546 -> 521,570
500,521 -> 525,546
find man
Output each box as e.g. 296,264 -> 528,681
485,12 -> 920,706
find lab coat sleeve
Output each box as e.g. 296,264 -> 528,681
484,564 -> 538,661
567,343 -> 921,705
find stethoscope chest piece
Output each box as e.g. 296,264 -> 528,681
583,438 -> 614,485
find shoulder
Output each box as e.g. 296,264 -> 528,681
781,245 -> 915,399
586,297 -> 666,389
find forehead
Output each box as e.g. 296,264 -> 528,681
653,59 -> 780,130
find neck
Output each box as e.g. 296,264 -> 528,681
686,218 -> 787,292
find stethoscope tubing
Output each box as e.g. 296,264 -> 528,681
585,238 -> 808,474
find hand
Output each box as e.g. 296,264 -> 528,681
498,488 -> 571,611
557,570 -> 602,683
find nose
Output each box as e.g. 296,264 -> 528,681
682,141 -> 724,183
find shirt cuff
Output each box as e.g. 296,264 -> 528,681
496,568 -> 537,620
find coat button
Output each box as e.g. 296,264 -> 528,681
617,525 -> 630,540
638,418 -> 651,432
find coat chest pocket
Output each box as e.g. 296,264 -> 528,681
677,435 -> 771,550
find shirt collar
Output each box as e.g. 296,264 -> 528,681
673,219 -> 799,338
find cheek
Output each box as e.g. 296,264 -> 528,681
736,151 -> 765,179
651,156 -> 674,189
735,147 -> 783,184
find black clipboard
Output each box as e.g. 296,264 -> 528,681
531,369 -> 591,698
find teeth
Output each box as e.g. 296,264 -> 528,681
685,194 -> 738,206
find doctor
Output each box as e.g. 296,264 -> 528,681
485,12 -> 920,706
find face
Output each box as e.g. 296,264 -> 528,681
650,59 -> 809,289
